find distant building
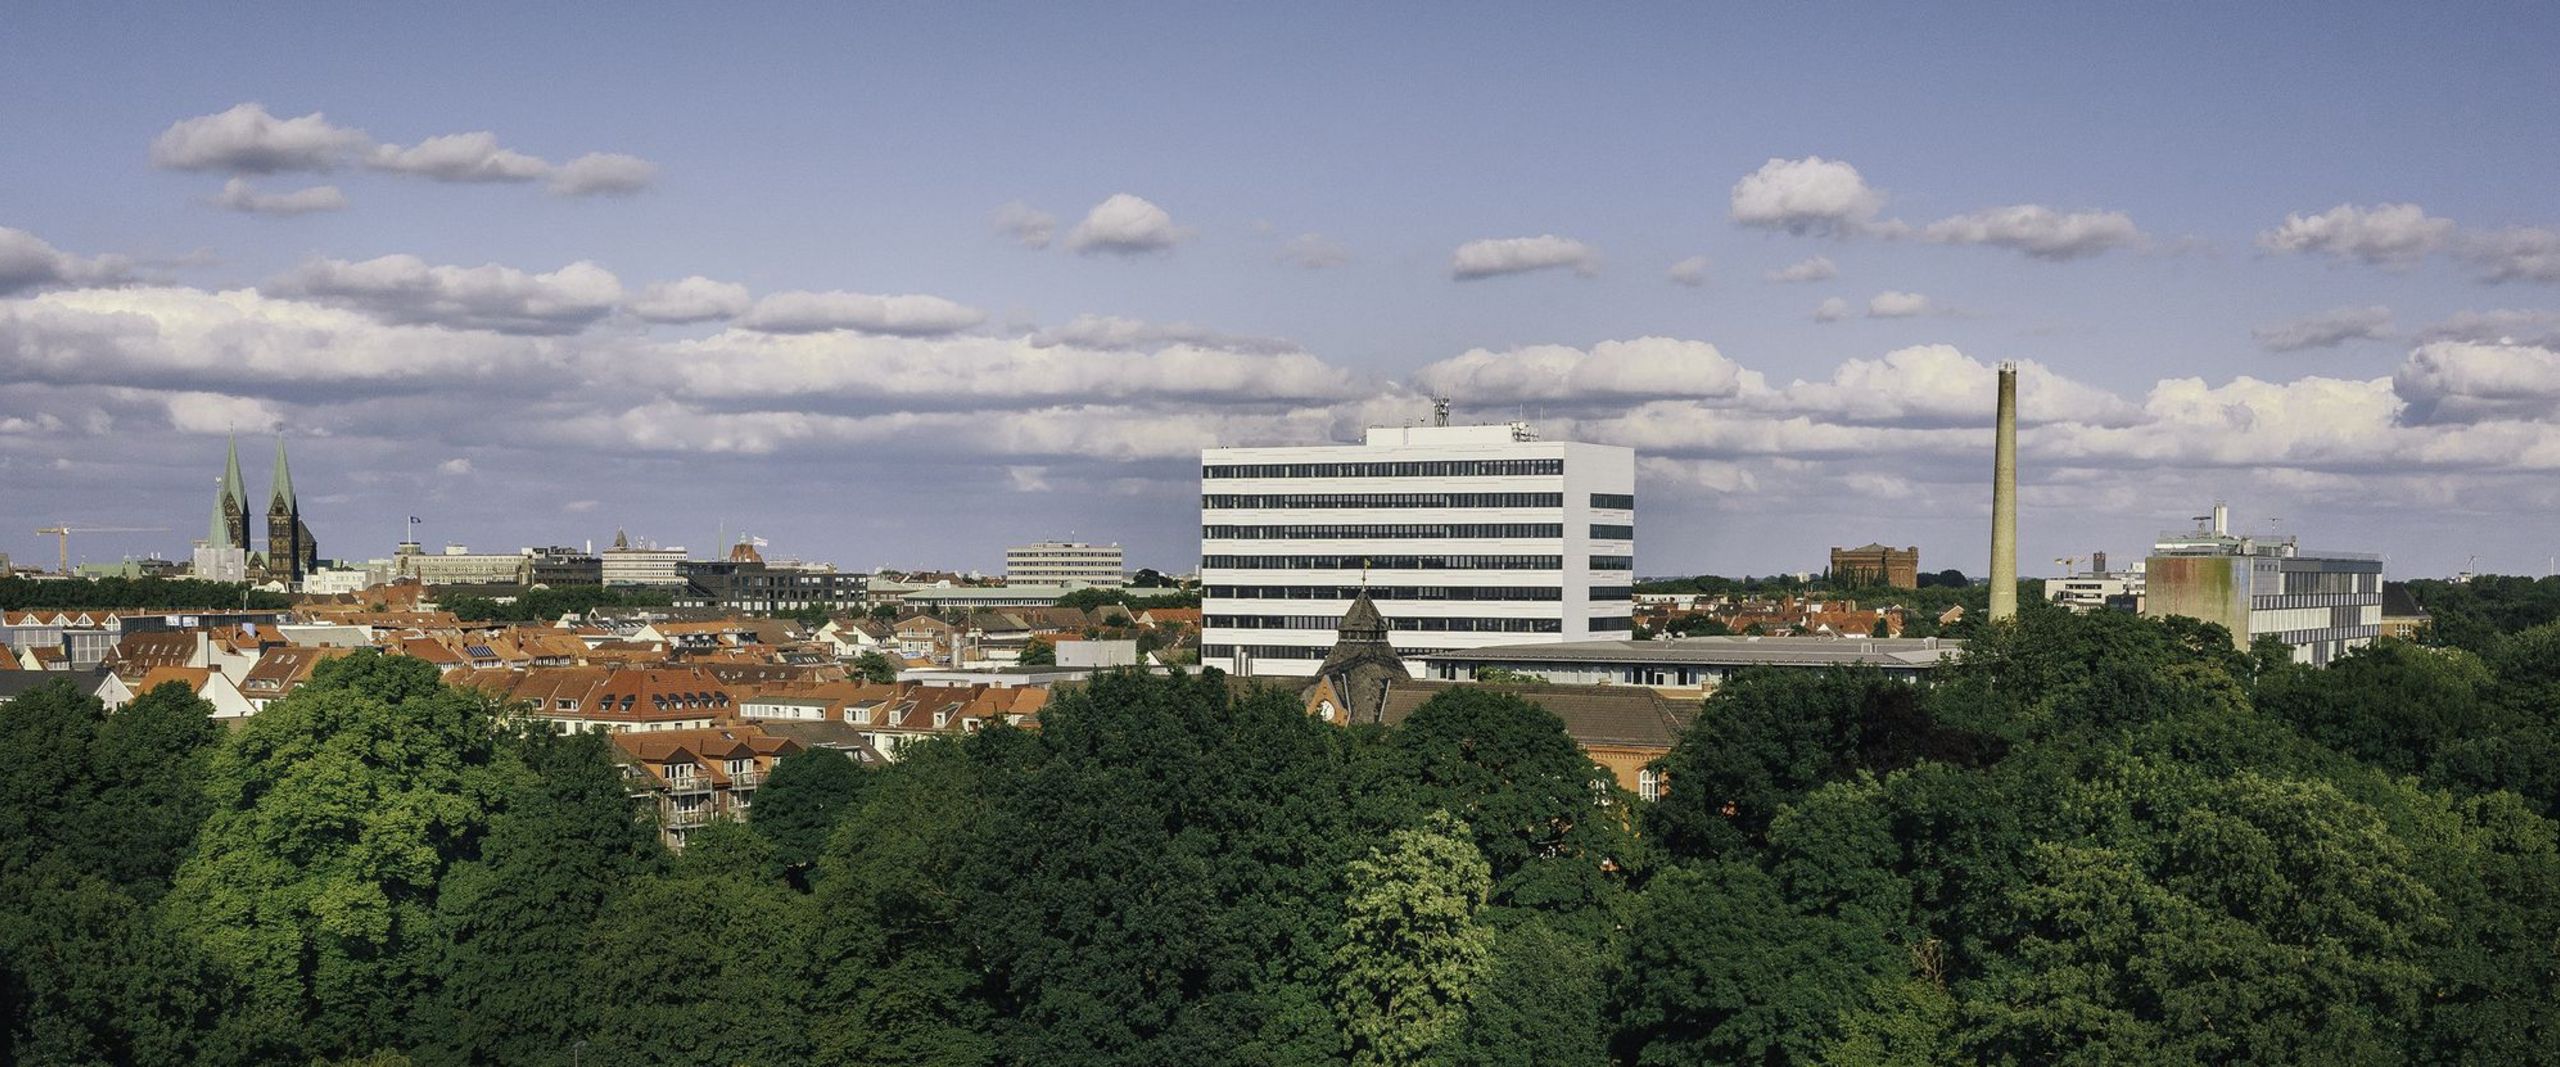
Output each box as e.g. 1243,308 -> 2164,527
674,557 -> 866,614
1006,541 -> 1125,587
601,528 -> 688,586
400,544 -> 533,585
2046,567 -> 2145,613
2379,582 -> 2430,640
529,547 -> 603,587
2143,504 -> 2382,665
1830,543 -> 1919,588
1201,421 -> 1636,677
1419,635 -> 1963,693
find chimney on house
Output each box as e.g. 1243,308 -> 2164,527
1989,362 -> 2019,623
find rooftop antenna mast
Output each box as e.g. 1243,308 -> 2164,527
1431,396 -> 1450,427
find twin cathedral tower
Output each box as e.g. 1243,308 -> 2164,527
205,435 -> 317,584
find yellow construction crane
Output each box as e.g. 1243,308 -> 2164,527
2054,556 -> 2084,576
33,525 -> 169,575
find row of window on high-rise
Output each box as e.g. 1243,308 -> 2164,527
1207,615 -> 1569,633
1202,492 -> 1566,509
1205,584 -> 1638,602
1203,523 -> 1566,540
1202,459 -> 1566,479
1204,643 -> 1460,661
1210,584 -> 1562,601
1201,554 -> 1564,570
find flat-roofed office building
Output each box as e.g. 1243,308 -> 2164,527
1200,422 -> 1635,677
1005,541 -> 1124,587
2143,504 -> 2382,666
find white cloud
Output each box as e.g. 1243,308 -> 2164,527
1667,256 -> 1711,287
1006,466 -> 1053,492
2393,340 -> 2560,423
162,391 -> 283,434
992,201 -> 1056,249
366,132 -> 551,182
1729,156 -> 1883,235
1410,337 -> 1761,404
1031,313 -> 1297,355
2420,309 -> 2560,349
2258,202 -> 2456,265
266,255 -> 624,335
1813,296 -> 1851,323
0,228 -> 133,296
2252,306 -> 2394,352
210,178 -> 348,217
1770,345 -> 2138,428
735,290 -> 988,336
562,499 -> 600,512
1279,233 -> 1349,269
1910,205 -> 2145,260
1766,255 -> 1837,283
1065,194 -> 1192,255
2459,225 -> 2560,284
149,103 -> 372,174
654,328 -> 1367,407
0,286 -> 553,391
1867,290 -> 1934,318
628,276 -> 753,324
1449,235 -> 1600,280
546,153 -> 656,197
151,103 -> 655,196
438,457 -> 474,475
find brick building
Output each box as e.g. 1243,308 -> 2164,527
1830,543 -> 1919,588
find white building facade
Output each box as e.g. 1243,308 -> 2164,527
1200,423 -> 1635,677
1005,541 -> 1125,587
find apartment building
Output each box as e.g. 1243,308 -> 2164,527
1200,422 -> 1635,677
1005,541 -> 1125,587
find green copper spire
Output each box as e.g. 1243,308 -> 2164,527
208,435 -> 248,549
270,434 -> 296,511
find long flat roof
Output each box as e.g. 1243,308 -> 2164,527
1420,635 -> 1964,669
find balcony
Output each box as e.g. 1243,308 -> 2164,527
729,769 -> 764,790
666,806 -> 715,829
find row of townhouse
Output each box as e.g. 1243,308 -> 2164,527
731,680 -> 1047,758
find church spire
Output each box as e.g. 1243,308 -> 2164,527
208,435 -> 249,549
269,434 -> 297,511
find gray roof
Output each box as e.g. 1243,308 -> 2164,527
1420,635 -> 1963,670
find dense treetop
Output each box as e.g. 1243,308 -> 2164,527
6,606 -> 2559,1065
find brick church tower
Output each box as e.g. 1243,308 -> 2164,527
265,435 -> 318,583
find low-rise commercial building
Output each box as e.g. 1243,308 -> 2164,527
1419,635 -> 1963,693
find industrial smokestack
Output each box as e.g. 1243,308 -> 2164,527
1989,362 -> 2019,622
2212,502 -> 2228,536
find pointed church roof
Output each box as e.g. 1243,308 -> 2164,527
209,436 -> 248,548
269,435 -> 297,510
1338,589 -> 1387,640
1311,590 -> 1408,723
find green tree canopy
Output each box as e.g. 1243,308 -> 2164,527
1332,811 -> 1494,1067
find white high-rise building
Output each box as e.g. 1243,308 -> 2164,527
1201,423 -> 1635,677
1005,541 -> 1125,587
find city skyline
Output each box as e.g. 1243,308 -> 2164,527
8,5 -> 2560,578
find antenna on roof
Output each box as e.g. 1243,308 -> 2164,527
1430,396 -> 1450,427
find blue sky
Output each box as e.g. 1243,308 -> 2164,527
5,4 -> 2560,579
